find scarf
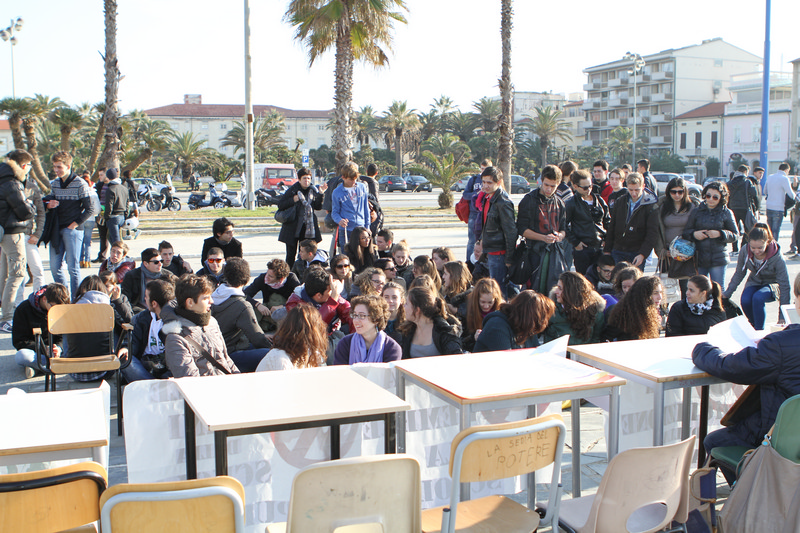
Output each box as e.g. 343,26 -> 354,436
107,256 -> 132,273
175,306 -> 211,327
267,276 -> 287,290
349,330 -> 388,364
297,186 -> 316,239
688,298 -> 714,316
140,266 -> 162,306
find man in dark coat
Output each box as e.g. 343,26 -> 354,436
604,172 -> 659,270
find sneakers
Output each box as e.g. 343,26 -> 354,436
25,366 -> 36,379
0,320 -> 13,333
91,256 -> 106,264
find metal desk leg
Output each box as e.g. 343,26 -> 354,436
459,406 -> 471,503
572,398 -> 581,498
331,422 -> 341,459
215,430 -> 228,476
608,386 -> 620,459
385,413 -> 397,454
698,385 -> 710,467
527,404 -> 538,510
681,386 -> 692,441
653,384 -> 666,446
396,374 -> 406,454
184,400 -> 197,480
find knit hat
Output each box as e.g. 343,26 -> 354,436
106,168 -> 118,181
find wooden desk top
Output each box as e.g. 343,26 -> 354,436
568,335 -> 713,384
394,350 -> 626,405
174,366 -> 410,432
0,389 -> 108,457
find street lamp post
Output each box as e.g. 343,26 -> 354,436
0,17 -> 23,98
624,51 -> 646,167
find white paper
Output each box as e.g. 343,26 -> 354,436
707,316 -> 768,354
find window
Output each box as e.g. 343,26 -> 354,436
301,124 -> 308,131
773,123 -> 781,142
752,126 -> 760,143
318,125 -> 325,131
201,124 -> 208,130
714,59 -> 723,67
711,131 -> 718,148
695,132 -> 702,148
733,126 -> 741,143
680,133 -> 687,149
220,123 -> 227,130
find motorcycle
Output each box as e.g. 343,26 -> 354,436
188,183 -> 235,210
249,187 -> 282,207
148,187 -> 181,212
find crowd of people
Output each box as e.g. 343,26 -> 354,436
2,149 -> 800,475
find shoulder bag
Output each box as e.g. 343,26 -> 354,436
274,203 -> 298,224
181,329 -> 233,375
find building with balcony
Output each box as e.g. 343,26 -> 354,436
582,38 -> 761,155
722,72 -> 793,175
143,94 -> 333,155
791,58 -> 800,163
674,102 -> 728,180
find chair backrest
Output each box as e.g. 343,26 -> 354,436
48,303 -> 115,334
99,476 -> 245,533
284,454 -> 421,533
771,393 -> 800,463
0,461 -> 107,533
447,413 -> 566,527
585,436 -> 695,533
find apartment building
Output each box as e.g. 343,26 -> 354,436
143,95 -> 333,155
674,102 -> 727,180
582,38 -> 761,154
791,58 -> 800,162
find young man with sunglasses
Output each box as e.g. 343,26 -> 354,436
565,169 -> 610,277
121,247 -> 176,313
196,247 -> 226,290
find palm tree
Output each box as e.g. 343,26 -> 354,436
167,131 -> 214,180
473,96 -> 501,133
446,110 -> 480,143
496,0 -> 515,190
381,100 -> 420,177
86,102 -> 106,174
406,148 -> 477,208
422,133 -> 471,161
284,0 -> 408,173
604,126 -> 633,166
416,110 -> 440,143
98,0 -> 122,172
522,105 -> 572,169
0,97 -> 30,150
220,110 -> 286,160
122,118 -> 174,173
24,95 -> 65,188
353,105 -> 379,150
49,106 -> 85,152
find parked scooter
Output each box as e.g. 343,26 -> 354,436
148,187 -> 182,212
187,182 -> 242,210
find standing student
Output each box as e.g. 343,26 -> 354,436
331,162 -> 370,249
277,167 -> 323,267
683,181 -> 737,289
475,166 -> 516,296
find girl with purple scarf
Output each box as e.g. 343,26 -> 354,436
333,294 -> 402,365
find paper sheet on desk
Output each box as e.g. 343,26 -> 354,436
707,316 -> 769,354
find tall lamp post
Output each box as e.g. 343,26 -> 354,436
0,17 -> 23,98
624,51 -> 646,167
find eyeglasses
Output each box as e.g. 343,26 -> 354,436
384,266 -> 397,271
670,189 -> 685,195
371,278 -> 385,285
599,268 -> 615,275
336,263 -> 351,269
149,259 -> 163,264
350,313 -> 370,321
705,194 -> 721,201
207,258 -> 223,264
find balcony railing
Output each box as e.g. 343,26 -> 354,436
608,97 -> 629,107
652,71 -> 674,81
581,100 -> 601,110
652,92 -> 674,103
608,77 -> 629,87
636,95 -> 651,104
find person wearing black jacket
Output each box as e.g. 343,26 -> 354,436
277,167 -> 323,267
201,217 -> 243,262
665,275 -> 726,337
398,287 -> 462,358
727,168 -> 760,252
12,284 -> 71,377
565,169 -> 610,278
604,172 -> 659,270
475,166 -> 517,296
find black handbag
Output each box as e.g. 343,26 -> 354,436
507,240 -> 535,285
274,203 -> 298,224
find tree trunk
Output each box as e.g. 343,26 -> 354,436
8,116 -> 25,150
540,137 -> 548,169
333,25 -> 354,174
88,110 -> 107,177
99,0 -> 122,172
122,147 -> 153,174
60,127 -> 72,153
22,119 -> 51,193
395,127 -> 403,177
497,0 -> 514,192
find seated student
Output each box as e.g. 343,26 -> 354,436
285,266 -> 353,338
474,290 -> 555,352
375,257 -> 406,291
127,279 -> 174,381
543,271 -> 605,346
610,265 -> 642,302
99,240 -> 136,283
161,274 -> 239,377
334,294 -> 402,365
381,281 -> 405,344
159,240 -> 192,277
391,241 -> 415,287
98,270 -> 134,338
466,239 -> 490,281
462,277 -> 503,353
244,258 -> 300,329
12,284 -> 71,378
121,247 -> 176,314
329,253 -> 354,300
412,255 -> 442,292
66,275 -> 120,382
211,257 -> 272,372
692,271 -> 800,484
348,267 -> 386,299
375,229 -> 394,258
344,226 -> 379,274
195,247 -> 226,289
441,261 -> 472,320
291,239 -> 329,281
201,217 -> 242,262
431,246 -> 456,276
666,274 -> 727,337
255,303 -> 328,371
603,276 -> 663,341
584,254 -> 616,296
399,287 -> 462,358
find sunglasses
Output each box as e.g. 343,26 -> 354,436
705,194 -> 721,201
670,189 -> 685,195
336,264 -> 351,269
149,259 -> 163,264
574,184 -> 592,191
207,258 -> 223,264
384,267 -> 397,271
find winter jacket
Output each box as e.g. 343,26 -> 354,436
99,257 -> 136,284
460,173 -> 483,216
592,178 -> 613,204
277,182 -> 323,244
665,301 -> 726,337
400,315 -> 463,358
333,333 -> 402,365
641,171 -> 658,196
130,308 -> 156,362
517,189 -> 566,243
201,235 -> 243,262
474,310 -> 538,352
45,172 -> 95,228
161,304 -> 239,378
244,271 -> 301,306
285,287 -> 353,333
604,189 -> 659,257
195,265 -> 224,290
724,241 -> 791,304
693,324 -> 800,447
121,267 -> 176,313
210,284 -> 271,354
164,255 -> 192,277
22,176 -> 45,239
476,188 -> 516,257
682,203 -> 738,268
727,173 -> 760,212
104,179 -> 129,218
564,193 -> 609,249
0,160 -> 35,233
12,288 -> 62,352
543,297 -> 606,345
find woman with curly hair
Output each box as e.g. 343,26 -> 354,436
381,281 -> 406,343
412,255 -> 442,291
256,303 -> 327,371
441,261 -> 472,319
344,226 -> 379,274
666,275 -> 727,336
474,290 -> 555,352
604,276 -> 664,341
399,287 -> 462,358
334,294 -> 402,365
612,265 -> 642,301
543,271 -> 605,345
462,277 -> 503,352
329,253 -> 354,300
349,267 -> 386,299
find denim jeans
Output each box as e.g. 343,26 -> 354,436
767,209 -> 784,241
611,250 -> 643,271
81,220 -> 95,262
486,253 -> 512,297
698,265 -> 727,291
740,284 -> 776,330
704,425 -> 755,485
229,347 -> 271,373
106,214 -> 125,247
15,348 -> 45,372
121,355 -> 157,382
466,212 -> 478,261
50,226 -> 84,298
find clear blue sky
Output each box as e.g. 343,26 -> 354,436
1,0 -> 797,115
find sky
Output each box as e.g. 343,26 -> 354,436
1,0 -> 799,116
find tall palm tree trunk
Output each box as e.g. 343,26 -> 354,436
395,127 -> 403,177
122,147 -> 153,174
88,110 -> 107,176
8,115 -> 25,150
540,137 -> 548,169
98,0 -> 121,171
333,26 -> 354,174
497,0 -> 514,191
22,119 -> 50,192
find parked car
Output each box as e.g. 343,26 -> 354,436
378,175 -> 408,192
652,172 -> 703,199
450,176 -> 474,192
404,175 -> 432,192
253,163 -> 298,190
133,177 -> 174,194
680,173 -> 697,183
510,175 -> 532,194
